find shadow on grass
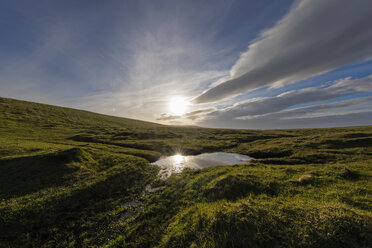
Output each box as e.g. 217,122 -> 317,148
0,161 -> 156,248
0,148 -> 83,199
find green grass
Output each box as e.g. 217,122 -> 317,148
0,97 -> 371,247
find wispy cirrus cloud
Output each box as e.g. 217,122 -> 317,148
194,0 -> 372,103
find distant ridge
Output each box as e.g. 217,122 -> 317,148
0,96 -> 164,129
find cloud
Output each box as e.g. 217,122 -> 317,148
247,97 -> 372,120
183,75 -> 372,128
194,0 -> 372,103
198,75 -> 371,120
157,108 -> 215,122
157,113 -> 181,121
185,108 -> 215,120
201,97 -> 372,129
332,74 -> 372,92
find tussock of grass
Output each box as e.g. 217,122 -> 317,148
339,168 -> 360,180
297,174 -> 314,185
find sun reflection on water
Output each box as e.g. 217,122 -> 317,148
172,154 -> 185,164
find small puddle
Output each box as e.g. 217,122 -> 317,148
120,199 -> 145,223
152,152 -> 253,178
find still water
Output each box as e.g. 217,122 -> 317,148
152,152 -> 253,178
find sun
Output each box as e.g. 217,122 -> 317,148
169,96 -> 189,116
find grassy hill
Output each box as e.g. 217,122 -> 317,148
0,96 -> 371,247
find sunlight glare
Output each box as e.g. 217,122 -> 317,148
173,154 -> 185,164
169,96 -> 189,116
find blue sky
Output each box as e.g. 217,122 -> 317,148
1,0 -> 372,129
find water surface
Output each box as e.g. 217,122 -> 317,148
153,152 -> 253,178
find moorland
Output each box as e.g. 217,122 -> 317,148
0,97 -> 371,247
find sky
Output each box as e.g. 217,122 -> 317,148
1,0 -> 372,129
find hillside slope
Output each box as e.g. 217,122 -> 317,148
0,97 -> 371,248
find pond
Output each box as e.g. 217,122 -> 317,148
152,152 -> 253,178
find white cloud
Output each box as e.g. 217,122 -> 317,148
331,75 -> 372,92
180,75 -> 372,128
194,0 -> 372,103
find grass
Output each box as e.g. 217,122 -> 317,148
0,96 -> 371,247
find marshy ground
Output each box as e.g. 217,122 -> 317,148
0,97 -> 371,247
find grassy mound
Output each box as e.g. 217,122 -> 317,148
160,201 -> 371,248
